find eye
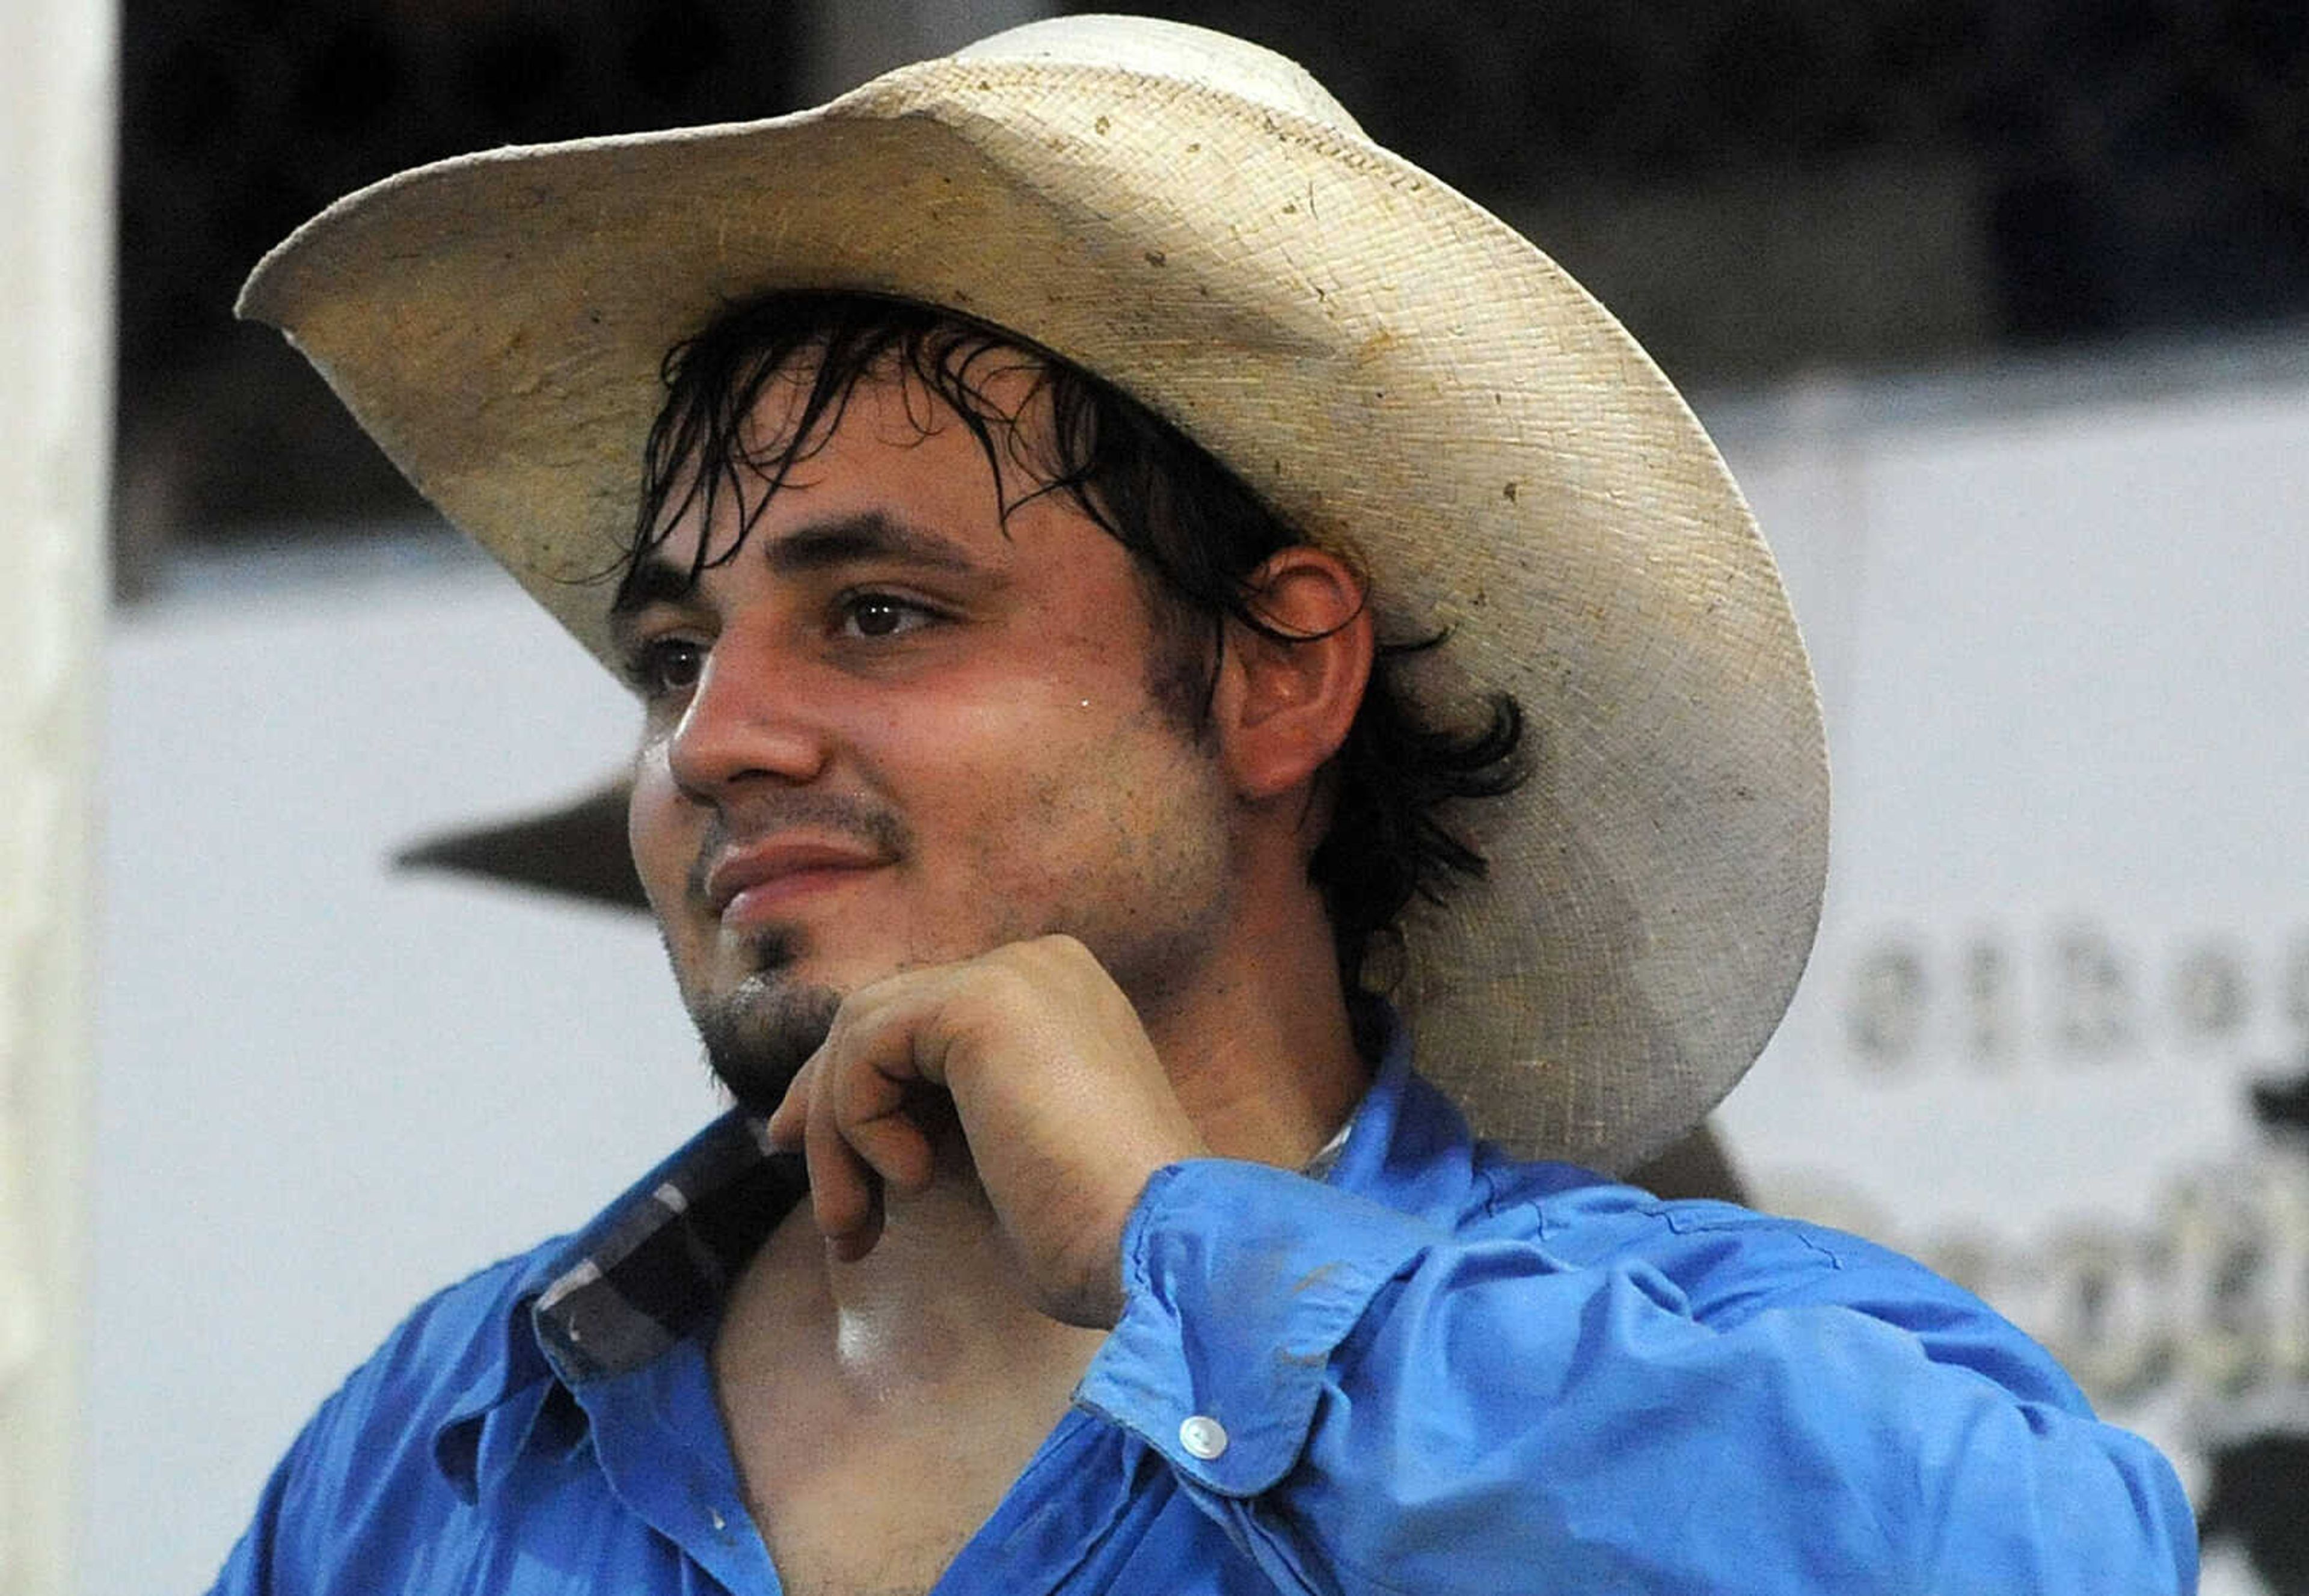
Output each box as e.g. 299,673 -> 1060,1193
841,592 -> 935,639
624,635 -> 706,698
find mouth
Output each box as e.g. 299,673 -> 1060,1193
704,839 -> 892,925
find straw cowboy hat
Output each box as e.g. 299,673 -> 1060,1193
243,13 -> 1827,1173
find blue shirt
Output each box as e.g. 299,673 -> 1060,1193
211,1037 -> 2197,1594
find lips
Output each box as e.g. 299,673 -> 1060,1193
703,839 -> 891,919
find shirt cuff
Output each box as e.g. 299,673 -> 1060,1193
1073,1158 -> 1442,1497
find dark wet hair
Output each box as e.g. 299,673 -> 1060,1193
620,290 -> 1526,1014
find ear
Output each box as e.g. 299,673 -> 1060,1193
1210,547 -> 1375,804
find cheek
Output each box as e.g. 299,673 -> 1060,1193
625,751 -> 695,918
936,703 -> 1222,885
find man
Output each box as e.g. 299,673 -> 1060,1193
219,16 -> 2195,1594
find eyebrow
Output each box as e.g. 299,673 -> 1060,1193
608,511 -> 986,627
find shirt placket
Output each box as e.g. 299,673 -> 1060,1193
577,1337 -> 782,1594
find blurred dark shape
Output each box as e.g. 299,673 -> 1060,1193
625,0 -> 728,104
2201,1433 -> 2309,1594
2251,1070 -> 2309,1135
395,783 -> 644,914
114,0 -> 805,592
118,0 -> 2309,584
1097,0 -> 2309,358
2196,1066 -> 2309,1591
1986,176 -> 2120,342
296,14 -> 402,137
464,11 -> 580,136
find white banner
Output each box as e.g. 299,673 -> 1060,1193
1719,364 -> 2309,1594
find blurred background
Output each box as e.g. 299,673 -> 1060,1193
20,0 -> 2309,1590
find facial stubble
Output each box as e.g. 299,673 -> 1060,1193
681,927 -> 846,1117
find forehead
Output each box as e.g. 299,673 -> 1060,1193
619,340 -> 1070,603
747,338 -> 1053,458
756,351 -> 1060,511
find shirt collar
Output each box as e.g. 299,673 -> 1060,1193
434,1007 -> 1443,1497
531,1110 -> 811,1386
1311,1006 -> 1497,1217
431,1110 -> 807,1500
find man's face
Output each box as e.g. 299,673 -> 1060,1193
617,358 -> 1240,1115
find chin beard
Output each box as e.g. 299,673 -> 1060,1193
685,934 -> 845,1117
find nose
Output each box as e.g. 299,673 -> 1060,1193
663,633 -> 833,800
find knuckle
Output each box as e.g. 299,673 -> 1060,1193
1029,932 -> 1092,966
969,953 -> 1043,1012
820,999 -> 863,1052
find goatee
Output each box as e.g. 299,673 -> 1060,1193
685,932 -> 845,1116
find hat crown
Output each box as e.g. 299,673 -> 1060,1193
946,13 -> 1367,140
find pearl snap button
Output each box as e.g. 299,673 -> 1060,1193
1179,1414 -> 1229,1459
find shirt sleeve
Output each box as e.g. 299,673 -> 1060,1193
1073,1158 -> 2199,1596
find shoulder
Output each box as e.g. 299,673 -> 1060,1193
325,1240 -> 564,1440
1462,1149 -> 2096,1411
210,1239 -> 570,1594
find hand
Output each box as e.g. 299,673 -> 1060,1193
763,935 -> 1209,1327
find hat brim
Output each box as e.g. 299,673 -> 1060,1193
242,22 -> 1827,1171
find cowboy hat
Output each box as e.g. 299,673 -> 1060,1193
241,13 -> 1827,1173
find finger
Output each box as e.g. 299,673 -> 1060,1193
762,1052 -> 819,1150
803,1075 -> 886,1260
829,968 -> 962,1091
835,1084 -> 941,1196
815,983 -> 950,1194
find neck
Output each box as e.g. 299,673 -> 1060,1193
729,1168 -> 1103,1411
1132,868 -> 1372,1171
717,878 -> 1371,1402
